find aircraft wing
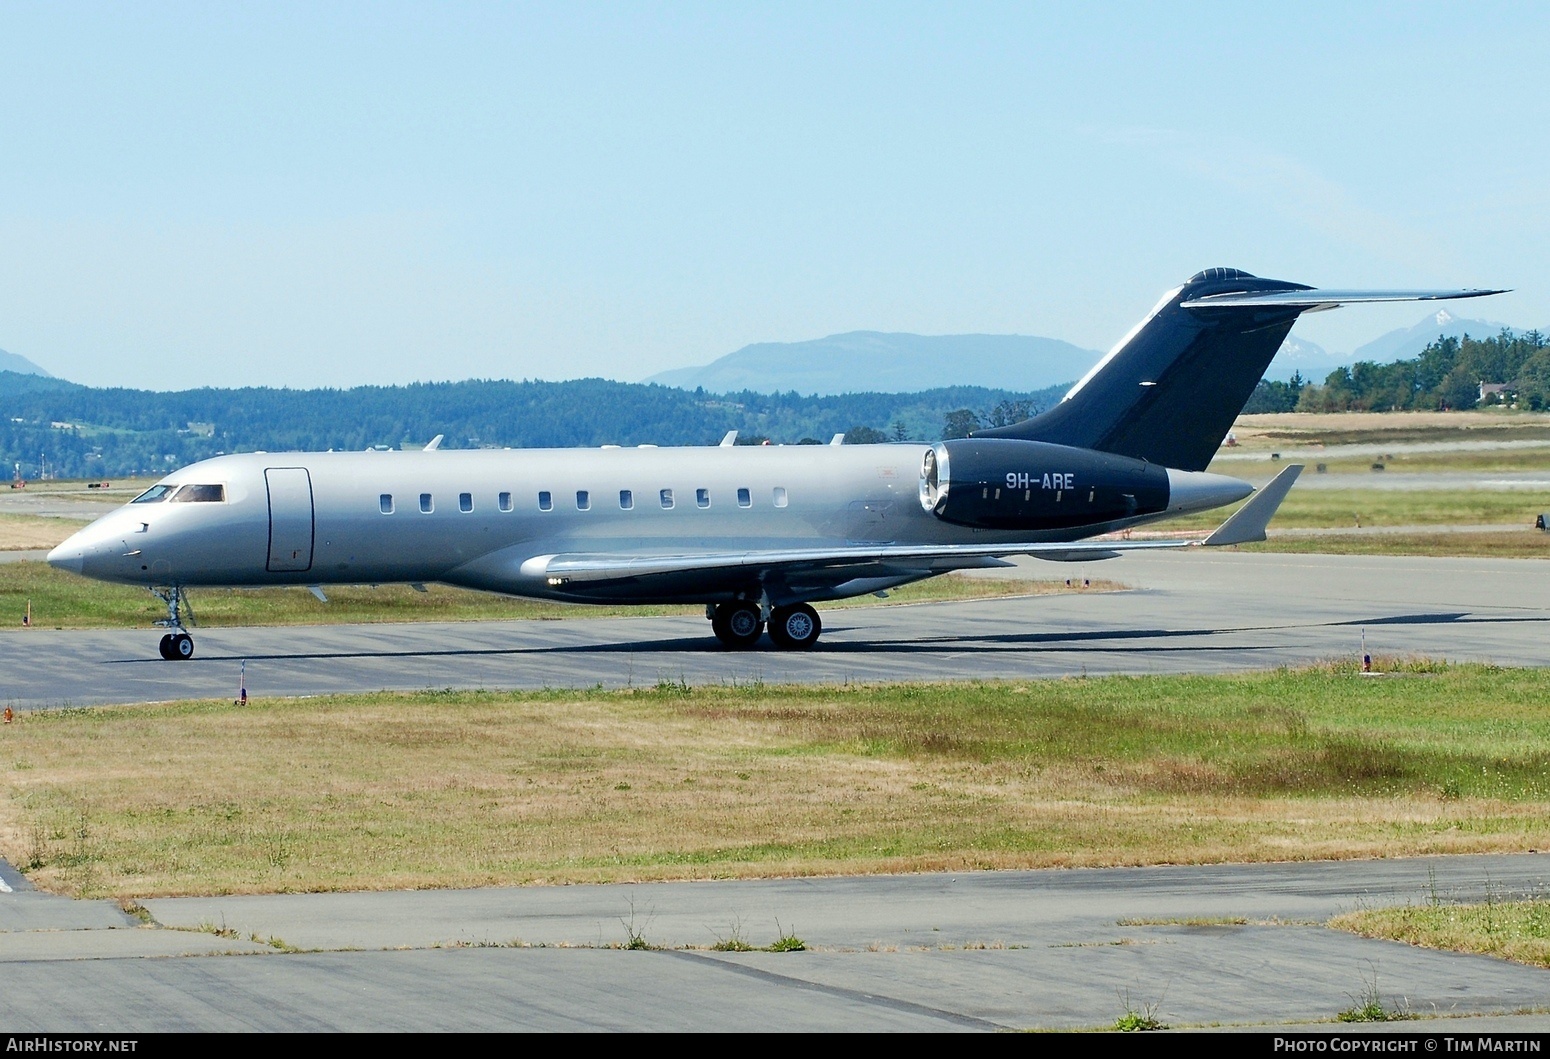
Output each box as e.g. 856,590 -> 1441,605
524,465 -> 1305,583
526,539 -> 1169,582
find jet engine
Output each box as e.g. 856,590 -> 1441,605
919,438 -> 1170,531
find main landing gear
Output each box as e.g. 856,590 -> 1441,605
709,601 -> 822,650
151,586 -> 195,661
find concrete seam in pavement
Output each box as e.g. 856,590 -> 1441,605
661,949 -> 1003,1031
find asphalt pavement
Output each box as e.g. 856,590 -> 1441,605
3,550 -> 1548,710
3,853 -> 1549,1031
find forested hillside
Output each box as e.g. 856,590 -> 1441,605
0,373 -> 1066,479
1242,329 -> 1550,413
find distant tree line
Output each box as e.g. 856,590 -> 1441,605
1242,330 -> 1550,414
0,371 -> 1065,479
938,399 -> 1039,440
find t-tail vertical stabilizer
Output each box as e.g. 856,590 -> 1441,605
976,269 -> 1506,472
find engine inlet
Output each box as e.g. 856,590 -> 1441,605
919,444 -> 950,512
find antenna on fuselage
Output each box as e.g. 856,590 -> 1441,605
423,435 -> 444,451
830,433 -> 845,446
720,431 -> 738,447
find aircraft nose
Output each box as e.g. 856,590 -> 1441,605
46,538 -> 85,574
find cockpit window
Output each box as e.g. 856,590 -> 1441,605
132,485 -> 176,503
170,484 -> 226,503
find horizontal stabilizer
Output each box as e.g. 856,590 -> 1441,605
1181,288 -> 1507,310
1204,464 -> 1303,546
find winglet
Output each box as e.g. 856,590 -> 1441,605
1204,464 -> 1303,546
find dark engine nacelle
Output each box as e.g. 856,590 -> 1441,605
919,438 -> 1169,530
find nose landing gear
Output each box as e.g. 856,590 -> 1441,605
150,586 -> 195,661
158,632 -> 195,660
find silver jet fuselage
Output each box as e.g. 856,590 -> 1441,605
46,444 -> 1246,606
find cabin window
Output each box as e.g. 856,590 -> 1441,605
537,490 -> 553,511
576,490 -> 590,511
696,488 -> 710,508
132,485 -> 175,503
170,484 -> 225,503
379,494 -> 394,514
459,492 -> 473,512
619,489 -> 634,510
419,493 -> 433,513
737,487 -> 751,508
660,488 -> 674,509
498,491 -> 512,512
772,487 -> 788,508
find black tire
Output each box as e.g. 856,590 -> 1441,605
710,606 -> 730,643
158,634 -> 176,661
173,633 -> 195,660
768,604 -> 821,650
714,602 -> 764,649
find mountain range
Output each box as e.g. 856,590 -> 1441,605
0,347 -> 51,378
1261,309 -> 1519,383
645,331 -> 1102,396
655,311 -> 1537,394
2,311 -> 1537,397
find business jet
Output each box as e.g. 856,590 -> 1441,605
46,268 -> 1503,659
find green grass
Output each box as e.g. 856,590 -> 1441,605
767,926 -> 806,952
1332,898 -> 1550,970
1275,451 -> 1550,475
1167,488 -> 1550,531
7,660 -> 1550,898
0,561 -> 1116,630
1242,531 -> 1550,559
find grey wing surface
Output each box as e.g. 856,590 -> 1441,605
525,466 -> 1304,583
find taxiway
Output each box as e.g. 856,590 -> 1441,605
2,550 -> 1547,709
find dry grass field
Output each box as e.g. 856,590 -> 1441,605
1229,410 -> 1550,446
5,660 -> 1548,900
0,513 -> 81,550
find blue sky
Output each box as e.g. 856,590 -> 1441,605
0,2 -> 1545,388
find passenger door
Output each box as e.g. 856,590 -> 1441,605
265,467 -> 314,572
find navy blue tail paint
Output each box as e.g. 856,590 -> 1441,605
977,269 -> 1311,472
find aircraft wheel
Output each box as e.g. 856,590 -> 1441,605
768,604 -> 821,650
714,602 -> 764,649
158,634 -> 176,660
710,606 -> 730,643
172,633 -> 195,660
